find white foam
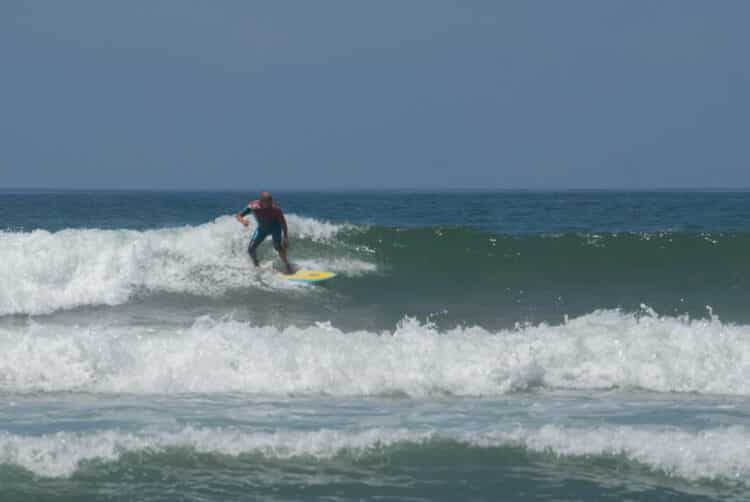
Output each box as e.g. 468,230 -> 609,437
0,215 -> 365,315
495,424 -> 750,483
285,214 -> 355,242
3,424 -> 750,483
0,427 -> 416,477
2,310 -> 750,396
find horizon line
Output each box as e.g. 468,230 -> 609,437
2,186 -> 750,193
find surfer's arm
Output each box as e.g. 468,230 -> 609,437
236,207 -> 252,226
279,212 -> 289,247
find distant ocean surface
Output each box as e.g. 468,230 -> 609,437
2,190 -> 750,501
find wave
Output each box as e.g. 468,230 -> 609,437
2,424 -> 749,484
0,215 -> 370,316
1,309 -> 749,396
4,217 -> 750,319
353,226 -> 750,285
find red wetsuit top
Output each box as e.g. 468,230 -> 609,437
241,200 -> 287,232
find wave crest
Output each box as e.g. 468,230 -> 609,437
1,310 -> 749,396
3,424 -> 750,483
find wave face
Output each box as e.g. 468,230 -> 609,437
357,227 -> 750,285
2,310 -> 748,396
3,424 -> 750,485
0,215 -> 368,316
343,227 -> 750,328
357,227 -> 750,299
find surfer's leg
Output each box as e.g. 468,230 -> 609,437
248,228 -> 267,267
271,226 -> 293,274
277,247 -> 293,274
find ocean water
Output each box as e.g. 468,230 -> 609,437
1,190 -> 750,501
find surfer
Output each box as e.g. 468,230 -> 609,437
236,192 -> 293,274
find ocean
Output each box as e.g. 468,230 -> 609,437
1,190 -> 750,501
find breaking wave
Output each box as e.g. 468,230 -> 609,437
0,215 -> 368,315
1,309 -> 749,396
2,424 -> 749,484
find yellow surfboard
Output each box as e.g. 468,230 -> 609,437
282,269 -> 337,283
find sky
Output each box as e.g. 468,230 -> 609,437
1,1 -> 749,190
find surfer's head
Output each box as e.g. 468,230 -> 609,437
260,192 -> 273,208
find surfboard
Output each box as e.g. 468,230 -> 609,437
282,269 -> 337,283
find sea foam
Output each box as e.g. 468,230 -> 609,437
1,310 -> 749,396
0,215 -> 364,315
2,424 -> 749,483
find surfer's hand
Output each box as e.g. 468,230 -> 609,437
235,213 -> 249,227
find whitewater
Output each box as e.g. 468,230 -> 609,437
2,310 -> 749,397
0,215 -> 369,316
4,424 -> 750,483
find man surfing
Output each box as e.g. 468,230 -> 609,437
236,191 -> 294,274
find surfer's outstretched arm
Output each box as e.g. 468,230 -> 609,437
236,207 -> 252,227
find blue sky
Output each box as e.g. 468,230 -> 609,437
2,1 -> 748,189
